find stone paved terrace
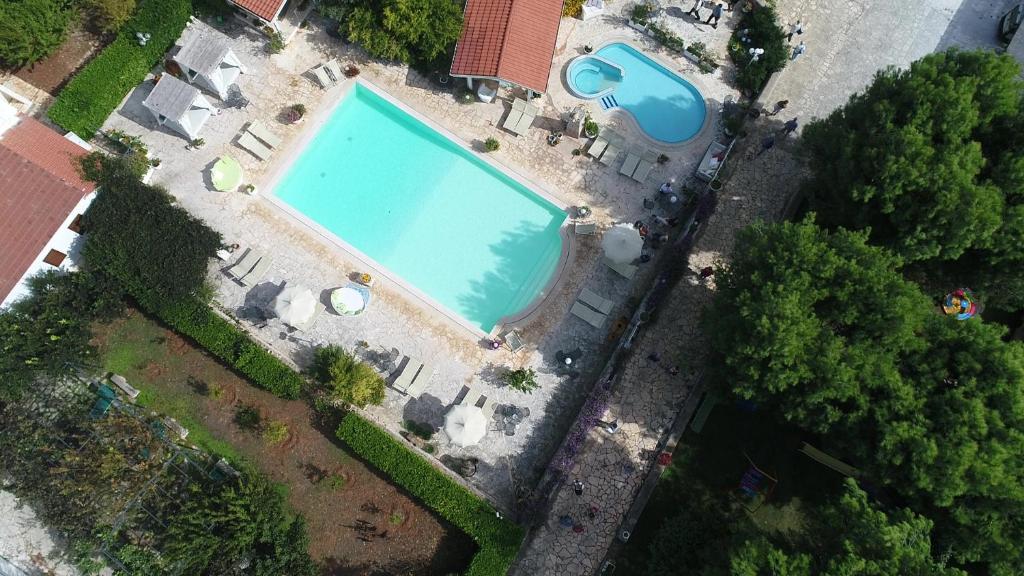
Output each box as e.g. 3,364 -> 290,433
99,8 -> 738,510
510,0 -> 1004,573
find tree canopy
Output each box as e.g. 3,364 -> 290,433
802,48 -> 1024,309
705,218 -> 931,432
80,156 -> 221,307
331,0 -> 463,65
706,218 -> 1024,573
0,0 -> 75,68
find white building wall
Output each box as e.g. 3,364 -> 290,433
1,191 -> 97,308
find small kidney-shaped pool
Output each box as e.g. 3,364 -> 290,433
567,42 -> 706,143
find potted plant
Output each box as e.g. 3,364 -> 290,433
484,137 -> 500,152
149,157 -> 162,169
243,183 -> 257,195
344,65 -> 360,78
709,178 -> 723,191
577,205 -> 591,218
189,137 -> 205,150
287,103 -> 306,123
657,154 -> 669,164
583,116 -> 599,138
629,2 -> 654,30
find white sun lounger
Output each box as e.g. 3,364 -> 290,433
460,386 -> 483,407
502,107 -> 524,133
578,288 -> 614,315
324,59 -> 343,83
620,148 -> 642,177
632,150 -> 657,183
237,131 -> 272,161
575,222 -> 597,235
571,301 -> 607,328
247,121 -> 282,149
310,64 -> 332,88
226,248 -> 259,281
600,137 -> 621,166
392,356 -> 433,396
239,254 -> 272,286
513,103 -> 538,135
404,361 -> 435,397
604,256 -> 638,279
587,135 -> 609,159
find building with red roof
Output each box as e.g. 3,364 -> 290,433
450,0 -> 566,95
0,115 -> 96,307
226,0 -> 307,42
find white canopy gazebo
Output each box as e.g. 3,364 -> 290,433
172,24 -> 246,99
142,75 -> 216,141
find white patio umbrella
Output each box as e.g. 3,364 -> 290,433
602,223 -> 644,264
273,284 -> 316,327
444,405 -> 488,447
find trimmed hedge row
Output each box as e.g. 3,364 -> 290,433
48,0 -> 192,138
146,296 -> 305,399
337,414 -> 524,576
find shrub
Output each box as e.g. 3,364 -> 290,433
402,420 -> 434,440
343,0 -> 463,64
337,414 -> 524,575
727,6 -> 787,94
152,297 -> 305,399
0,0 -> 75,68
234,404 -> 261,431
263,421 -> 288,444
84,0 -> 138,34
562,0 -> 585,17
630,1 -> 654,24
312,345 -> 385,408
48,0 -> 192,138
484,137 -> 500,152
267,30 -> 285,54
583,117 -> 599,137
649,22 -> 685,53
502,367 -> 539,394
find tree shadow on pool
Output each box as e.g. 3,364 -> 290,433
456,220 -> 564,330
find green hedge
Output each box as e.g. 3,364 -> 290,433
48,0 -> 192,138
147,296 -> 305,400
337,414 -> 524,575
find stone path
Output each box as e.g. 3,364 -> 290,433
510,0 -> 995,572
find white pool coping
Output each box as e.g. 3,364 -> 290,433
259,77 -> 573,339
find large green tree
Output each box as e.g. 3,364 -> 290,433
162,473 -> 316,575
339,0 -> 462,64
802,49 -> 1024,308
705,218 -> 931,431
728,480 -> 965,576
0,0 -> 75,68
80,156 -> 221,307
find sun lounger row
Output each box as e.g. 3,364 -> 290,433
391,355 -> 435,396
502,97 -> 539,136
588,129 -> 624,166
226,248 -> 273,285
571,287 -> 615,329
620,148 -> 657,182
237,121 -> 281,161
460,385 -> 498,416
604,255 -> 637,279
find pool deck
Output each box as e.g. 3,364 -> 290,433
96,7 -> 739,510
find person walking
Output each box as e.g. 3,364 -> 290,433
686,0 -> 702,19
787,20 -> 804,42
780,117 -> 799,136
705,3 -> 724,27
791,41 -> 807,61
768,99 -> 789,116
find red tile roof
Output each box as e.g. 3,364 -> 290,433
1,117 -> 92,193
451,0 -> 565,94
231,0 -> 286,22
0,145 -> 91,304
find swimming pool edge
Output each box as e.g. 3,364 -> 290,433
258,77 -> 574,340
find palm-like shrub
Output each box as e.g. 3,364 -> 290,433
312,345 -> 385,408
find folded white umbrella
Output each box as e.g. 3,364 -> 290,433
602,223 -> 644,264
444,405 -> 488,447
273,285 -> 316,327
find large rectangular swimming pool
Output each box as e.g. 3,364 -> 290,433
273,83 -> 566,332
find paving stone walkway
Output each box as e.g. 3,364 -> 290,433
509,0 -> 992,572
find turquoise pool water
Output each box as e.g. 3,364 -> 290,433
567,43 -> 706,143
274,84 -> 566,332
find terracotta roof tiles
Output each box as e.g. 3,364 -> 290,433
0,117 -> 92,193
231,0 -> 286,22
451,0 -> 565,94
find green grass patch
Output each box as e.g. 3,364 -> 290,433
337,413 -> 524,576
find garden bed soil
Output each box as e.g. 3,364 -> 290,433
15,24 -> 106,95
92,309 -> 476,576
